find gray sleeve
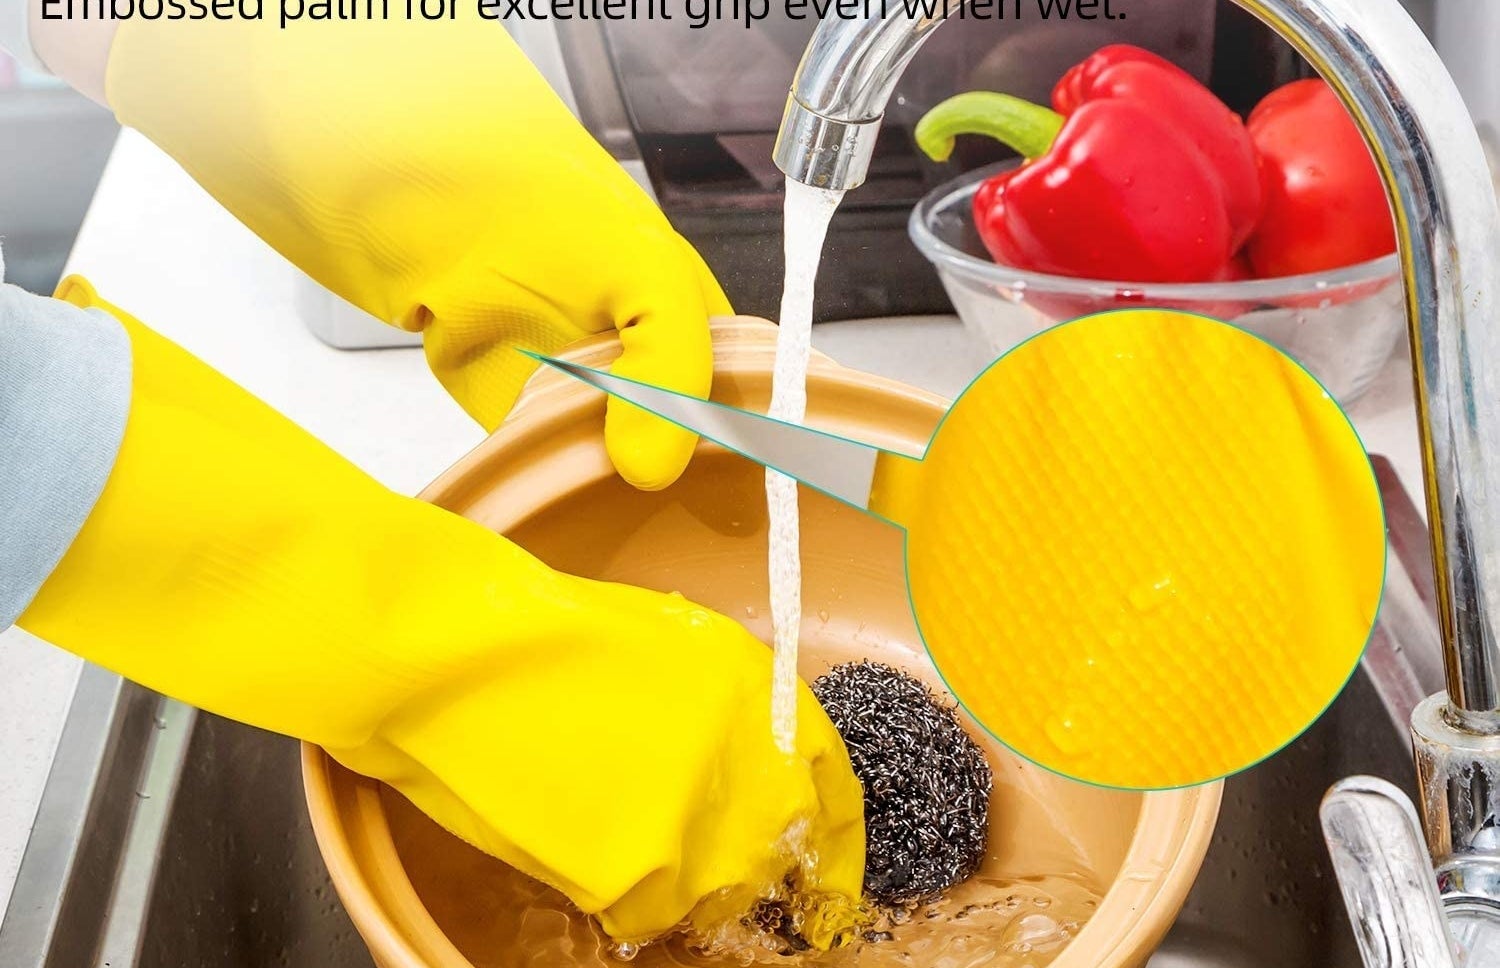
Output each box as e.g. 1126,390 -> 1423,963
0,282 -> 132,627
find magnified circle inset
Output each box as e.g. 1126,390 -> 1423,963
873,309 -> 1384,790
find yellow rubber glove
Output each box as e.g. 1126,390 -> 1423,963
21,278 -> 862,943
103,15 -> 727,491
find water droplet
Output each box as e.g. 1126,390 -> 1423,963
745,605 -> 758,619
610,942 -> 640,962
818,609 -> 831,622
1128,575 -> 1175,611
1045,715 -> 1086,754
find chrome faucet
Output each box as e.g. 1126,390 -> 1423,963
774,0 -> 1500,951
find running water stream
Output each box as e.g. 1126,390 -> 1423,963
768,180 -> 846,754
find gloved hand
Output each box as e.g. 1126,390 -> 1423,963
103,14 -> 727,491
20,278 -> 862,943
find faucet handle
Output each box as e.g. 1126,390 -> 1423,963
1321,776 -> 1460,968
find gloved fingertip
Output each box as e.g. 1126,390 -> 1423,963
605,398 -> 698,491
605,297 -> 712,490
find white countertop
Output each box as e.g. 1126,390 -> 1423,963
0,129 -> 1427,917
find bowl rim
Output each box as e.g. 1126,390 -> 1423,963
908,162 -> 1401,300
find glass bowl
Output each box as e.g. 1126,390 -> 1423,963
909,164 -> 1404,404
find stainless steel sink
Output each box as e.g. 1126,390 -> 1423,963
0,671 -> 372,968
0,457 -> 1440,968
1151,650 -> 1426,968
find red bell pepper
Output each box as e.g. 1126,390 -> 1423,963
1054,45 -> 1262,250
916,90 -> 1239,284
1244,78 -> 1396,277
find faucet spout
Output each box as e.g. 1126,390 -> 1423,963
774,0 -> 1500,901
771,13 -> 943,189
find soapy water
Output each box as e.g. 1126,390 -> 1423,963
768,180 -> 847,754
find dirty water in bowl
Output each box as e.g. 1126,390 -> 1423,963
384,454 -> 1139,968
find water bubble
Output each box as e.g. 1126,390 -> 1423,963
1044,715 -> 1086,755
1128,575 -> 1175,612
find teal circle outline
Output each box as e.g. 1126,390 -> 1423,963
891,307 -> 1387,793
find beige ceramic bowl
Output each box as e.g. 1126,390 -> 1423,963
302,318 -> 1222,968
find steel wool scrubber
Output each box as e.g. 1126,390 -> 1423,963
812,661 -> 993,906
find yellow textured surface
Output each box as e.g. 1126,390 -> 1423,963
872,310 -> 1384,789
